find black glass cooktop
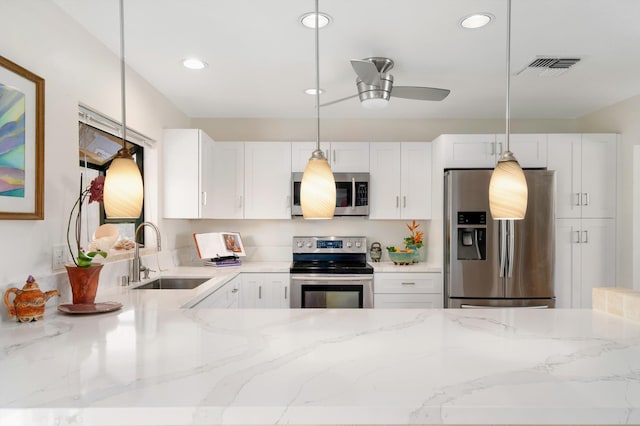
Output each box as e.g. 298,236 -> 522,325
290,260 -> 374,275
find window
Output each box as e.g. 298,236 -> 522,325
78,105 -> 151,249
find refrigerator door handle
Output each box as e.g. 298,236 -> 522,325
508,220 -> 515,277
500,220 -> 505,277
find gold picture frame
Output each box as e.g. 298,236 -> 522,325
0,55 -> 44,220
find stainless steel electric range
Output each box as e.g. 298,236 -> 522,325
289,236 -> 374,308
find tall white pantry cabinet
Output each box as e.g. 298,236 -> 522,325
548,134 -> 618,308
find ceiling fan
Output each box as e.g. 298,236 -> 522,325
321,57 -> 451,109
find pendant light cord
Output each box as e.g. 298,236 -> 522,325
315,0 -> 320,151
119,0 -> 128,147
505,0 -> 511,152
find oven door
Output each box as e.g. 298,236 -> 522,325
290,275 -> 374,308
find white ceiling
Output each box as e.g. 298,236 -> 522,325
54,0 -> 640,120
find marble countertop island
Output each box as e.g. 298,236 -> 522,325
2,266 -> 640,425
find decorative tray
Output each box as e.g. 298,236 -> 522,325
57,302 -> 123,315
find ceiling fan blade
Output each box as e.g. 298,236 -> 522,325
393,86 -> 451,101
350,59 -> 381,86
319,93 -> 359,107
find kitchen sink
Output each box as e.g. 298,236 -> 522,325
132,277 -> 210,290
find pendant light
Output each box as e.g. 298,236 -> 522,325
103,0 -> 144,219
300,0 -> 336,219
489,0 -> 528,220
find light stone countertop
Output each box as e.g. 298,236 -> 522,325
1,262 -> 639,426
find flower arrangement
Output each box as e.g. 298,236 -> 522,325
66,175 -> 108,267
404,220 -> 424,249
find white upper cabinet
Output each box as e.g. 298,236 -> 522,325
369,142 -> 431,219
244,141 -> 292,219
291,141 -> 330,172
209,142 -> 244,219
291,142 -> 369,172
496,133 -> 548,168
163,129 -> 216,219
438,134 -> 497,168
547,133 -> 617,219
437,133 -> 548,168
329,142 -> 370,172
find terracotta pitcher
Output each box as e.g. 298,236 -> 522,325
4,275 -> 60,322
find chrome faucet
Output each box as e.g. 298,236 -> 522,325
130,222 -> 162,283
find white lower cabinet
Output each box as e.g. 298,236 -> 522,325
240,273 -> 290,308
192,276 -> 241,309
374,272 -> 443,308
555,218 -> 616,308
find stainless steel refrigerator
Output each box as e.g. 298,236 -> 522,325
444,169 -> 556,308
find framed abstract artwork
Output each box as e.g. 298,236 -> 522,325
0,55 -> 44,219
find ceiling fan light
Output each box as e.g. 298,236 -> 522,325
301,150 -> 336,219
489,152 -> 528,220
361,98 -> 389,109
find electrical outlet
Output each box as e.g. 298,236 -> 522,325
52,244 -> 66,270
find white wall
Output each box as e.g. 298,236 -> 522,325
0,2 -> 189,291
578,95 -> 640,289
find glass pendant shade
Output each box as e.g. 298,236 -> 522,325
301,150 -> 336,219
103,148 -> 143,219
489,151 -> 528,219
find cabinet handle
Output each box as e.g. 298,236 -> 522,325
231,288 -> 239,293
497,142 -> 503,154
284,287 -> 288,299
239,195 -> 243,208
325,149 -> 329,162
258,286 -> 262,299
582,230 -> 589,244
575,230 -> 581,244
403,196 -> 407,208
490,142 -> 495,156
575,193 -> 582,206
333,149 -> 336,164
401,282 -> 416,285
396,196 -> 399,208
582,193 -> 590,206
202,191 -> 207,206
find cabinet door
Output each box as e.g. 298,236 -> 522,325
163,129 -> 207,219
555,218 -> 581,308
240,274 -> 264,308
264,273 -> 290,308
329,142 -> 370,172
209,142 -> 244,219
440,134 -> 496,168
369,142 -> 401,219
579,218 -> 616,308
548,134 -> 582,219
193,277 -> 240,309
244,142 -> 292,219
400,142 -> 431,219
580,134 -> 617,219
497,134 -> 548,168
291,141 -> 331,172
200,134 -> 217,218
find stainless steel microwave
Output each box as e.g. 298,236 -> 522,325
291,172 -> 370,216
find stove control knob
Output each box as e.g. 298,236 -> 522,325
355,241 -> 362,248
306,241 -> 313,248
297,241 -> 303,248
346,241 -> 353,248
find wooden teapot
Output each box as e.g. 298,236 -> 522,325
4,275 -> 60,322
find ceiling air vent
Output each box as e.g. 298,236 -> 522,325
516,57 -> 581,77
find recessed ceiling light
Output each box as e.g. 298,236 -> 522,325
300,12 -> 332,29
304,88 -> 324,95
182,58 -> 208,70
459,13 -> 494,29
